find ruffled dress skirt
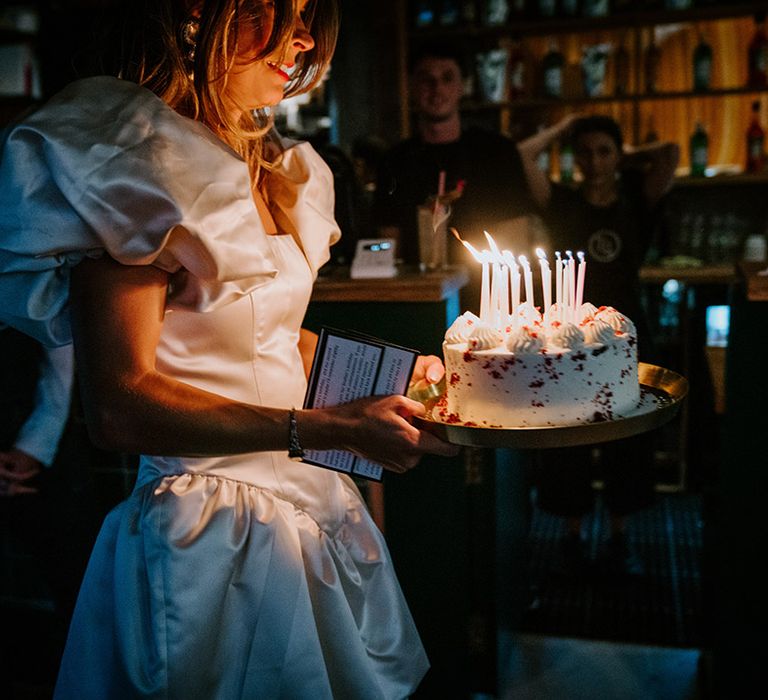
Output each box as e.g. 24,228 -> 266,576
55,472 -> 428,699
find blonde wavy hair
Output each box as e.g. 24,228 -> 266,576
100,0 -> 338,183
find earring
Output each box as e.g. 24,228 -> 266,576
182,17 -> 199,63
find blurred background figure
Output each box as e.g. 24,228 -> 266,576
517,114 -> 680,577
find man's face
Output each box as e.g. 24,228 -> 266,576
411,57 -> 463,123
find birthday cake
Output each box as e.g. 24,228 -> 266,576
440,303 -> 639,428
438,240 -> 640,428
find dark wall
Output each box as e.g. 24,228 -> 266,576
330,1 -> 402,152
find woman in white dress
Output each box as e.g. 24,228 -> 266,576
0,1 -> 459,697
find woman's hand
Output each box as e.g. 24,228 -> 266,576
0,449 -> 42,497
409,354 -> 445,391
306,394 -> 459,474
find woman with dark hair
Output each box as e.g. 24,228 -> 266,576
0,2 -> 457,696
518,114 -> 680,576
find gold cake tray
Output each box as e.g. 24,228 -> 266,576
409,363 -> 688,449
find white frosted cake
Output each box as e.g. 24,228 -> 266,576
439,302 -> 640,428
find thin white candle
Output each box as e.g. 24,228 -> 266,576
576,251 -> 586,313
536,248 -> 552,313
490,259 -> 501,326
499,263 -> 510,319
555,251 -> 562,307
480,253 -> 490,323
503,250 -> 520,316
566,250 -> 575,323
458,238 -> 490,322
519,255 -> 534,306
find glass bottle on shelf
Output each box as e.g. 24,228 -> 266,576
559,140 -> 574,183
689,121 -> 709,177
536,126 -> 552,175
508,38 -> 527,98
460,0 -> 478,25
561,0 -> 580,18
614,34 -> 630,96
748,13 -> 768,89
746,100 -> 766,174
537,0 -> 557,19
644,31 -> 661,94
542,41 -> 564,98
438,0 -> 461,26
692,32 -> 713,92
582,0 -> 609,18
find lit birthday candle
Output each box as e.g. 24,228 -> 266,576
451,228 -> 493,323
484,231 -> 504,325
575,251 -> 586,313
518,255 -> 534,306
555,251 -> 562,307
502,250 -> 520,316
536,247 -> 552,312
566,250 -> 576,322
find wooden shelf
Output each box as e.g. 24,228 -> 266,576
460,85 -> 768,111
410,2 -> 767,40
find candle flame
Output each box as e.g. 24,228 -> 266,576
502,249 -> 518,269
577,251 -> 585,262
482,231 -> 506,264
555,251 -> 562,261
518,254 -> 531,269
566,250 -> 574,261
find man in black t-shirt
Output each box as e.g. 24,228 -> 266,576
374,41 -> 535,311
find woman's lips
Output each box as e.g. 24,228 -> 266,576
267,61 -> 291,81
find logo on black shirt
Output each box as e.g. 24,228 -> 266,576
588,229 -> 622,263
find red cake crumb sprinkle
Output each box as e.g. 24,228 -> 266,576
489,370 -> 502,379
445,413 -> 462,424
529,379 -> 545,388
464,421 -> 477,427
463,350 -> 476,362
449,372 -> 461,386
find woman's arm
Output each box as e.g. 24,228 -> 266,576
621,140 -> 680,207
517,113 -> 580,208
70,256 -> 457,471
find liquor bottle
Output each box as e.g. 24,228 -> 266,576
438,0 -> 461,26
692,33 -> 713,92
536,126 -> 552,175
542,41 -> 564,98
746,100 -> 766,174
559,140 -> 574,183
561,0 -> 580,17
614,36 -> 630,96
644,32 -> 661,94
460,0 -> 478,25
748,14 -> 768,89
537,0 -> 557,18
689,121 -> 708,177
508,39 -> 527,97
582,0 -> 609,17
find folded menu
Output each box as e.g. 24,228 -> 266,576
302,327 -> 419,481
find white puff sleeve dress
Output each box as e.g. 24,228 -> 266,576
0,76 -> 428,699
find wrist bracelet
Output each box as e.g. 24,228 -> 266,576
287,408 -> 304,461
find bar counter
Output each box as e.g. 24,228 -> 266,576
310,264 -> 469,304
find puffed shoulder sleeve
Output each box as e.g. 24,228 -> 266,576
0,76 -> 277,346
263,137 -> 341,277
